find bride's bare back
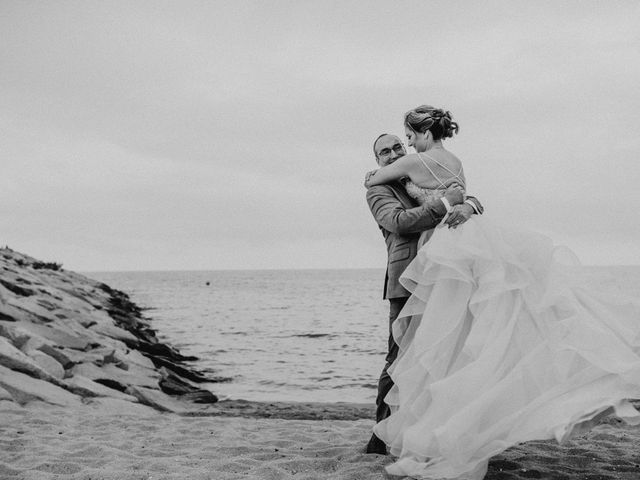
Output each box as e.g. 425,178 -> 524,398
404,149 -> 465,190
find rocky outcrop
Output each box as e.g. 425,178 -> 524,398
0,247 -> 219,412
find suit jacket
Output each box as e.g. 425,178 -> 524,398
366,182 -> 481,299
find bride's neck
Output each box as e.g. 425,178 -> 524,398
420,140 -> 444,153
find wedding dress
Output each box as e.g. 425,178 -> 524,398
373,156 -> 640,480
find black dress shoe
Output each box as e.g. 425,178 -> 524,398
365,433 -> 388,455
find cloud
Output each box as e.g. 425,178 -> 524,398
1,1 -> 639,270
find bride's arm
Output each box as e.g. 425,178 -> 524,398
364,156 -> 416,188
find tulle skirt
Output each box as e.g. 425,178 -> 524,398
373,216 -> 640,480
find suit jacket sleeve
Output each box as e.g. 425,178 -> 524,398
366,185 -> 447,235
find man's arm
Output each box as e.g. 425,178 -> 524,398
464,197 -> 483,215
444,196 -> 484,228
366,185 -> 449,235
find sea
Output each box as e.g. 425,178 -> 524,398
86,266 -> 640,404
86,268 -> 390,404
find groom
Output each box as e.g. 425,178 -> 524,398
364,133 -> 483,455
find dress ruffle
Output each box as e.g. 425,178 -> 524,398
373,216 -> 640,479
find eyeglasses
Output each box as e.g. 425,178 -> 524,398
377,143 -> 406,157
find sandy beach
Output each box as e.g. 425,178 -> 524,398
2,399 -> 640,480
3,254 -> 640,480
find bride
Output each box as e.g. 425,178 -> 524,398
364,105 -> 640,479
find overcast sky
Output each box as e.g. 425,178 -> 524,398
1,1 -> 639,271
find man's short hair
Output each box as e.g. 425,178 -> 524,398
372,133 -> 390,158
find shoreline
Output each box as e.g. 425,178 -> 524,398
185,398 -> 374,420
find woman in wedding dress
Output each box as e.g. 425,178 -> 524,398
364,105 -> 640,480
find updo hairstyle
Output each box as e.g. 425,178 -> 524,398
404,105 -> 459,141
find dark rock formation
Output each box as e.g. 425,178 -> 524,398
0,247 -> 219,412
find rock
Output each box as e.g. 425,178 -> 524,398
65,374 -> 139,402
125,386 -> 192,413
4,299 -> 54,324
1,325 -> 75,369
0,279 -> 35,297
121,348 -> 156,370
12,321 -> 91,350
0,337 -> 64,385
89,320 -> 139,346
18,334 -> 48,353
147,354 -> 210,383
26,349 -> 65,379
0,384 -> 13,401
0,310 -> 16,322
36,344 -> 75,370
19,295 -> 56,323
0,247 -> 223,412
71,362 -> 160,389
0,364 -> 81,407
159,367 -> 218,403
137,340 -> 198,362
94,349 -> 129,370
0,321 -> 32,347
52,347 -> 103,366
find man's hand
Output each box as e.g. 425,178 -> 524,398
443,183 -> 465,206
445,203 -> 474,229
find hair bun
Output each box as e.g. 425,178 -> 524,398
435,109 -> 458,138
404,105 -> 459,140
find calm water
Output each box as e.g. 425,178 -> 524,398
86,266 -> 640,404
87,269 -> 389,403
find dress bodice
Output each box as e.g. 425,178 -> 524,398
404,180 -> 445,206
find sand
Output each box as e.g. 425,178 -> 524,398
2,400 -> 640,480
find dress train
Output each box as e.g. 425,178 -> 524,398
373,216 -> 640,479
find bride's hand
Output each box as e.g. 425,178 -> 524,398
364,170 -> 377,188
443,183 -> 465,206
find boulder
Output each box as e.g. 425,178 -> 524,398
0,321 -> 32,348
26,349 -> 65,379
126,386 -> 192,413
36,344 -> 75,370
158,367 -> 218,403
12,321 -> 91,350
71,362 -> 160,389
0,309 -> 17,322
0,248 -> 221,412
51,346 -> 103,366
0,384 -> 13,401
122,348 -> 156,370
3,298 -> 53,324
0,337 -> 64,386
0,364 -> 81,407
1,324 -> 75,369
0,279 -> 35,297
89,319 -> 139,346
65,374 -> 139,402
146,354 -> 210,383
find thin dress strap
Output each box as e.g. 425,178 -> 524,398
417,152 -> 464,187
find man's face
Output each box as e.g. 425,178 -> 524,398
374,135 -> 406,167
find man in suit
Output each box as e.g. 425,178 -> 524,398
364,133 -> 483,454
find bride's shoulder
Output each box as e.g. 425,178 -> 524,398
395,153 -> 424,168
431,149 -> 463,169
401,152 -> 422,162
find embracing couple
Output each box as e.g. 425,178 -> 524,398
363,105 -> 640,479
